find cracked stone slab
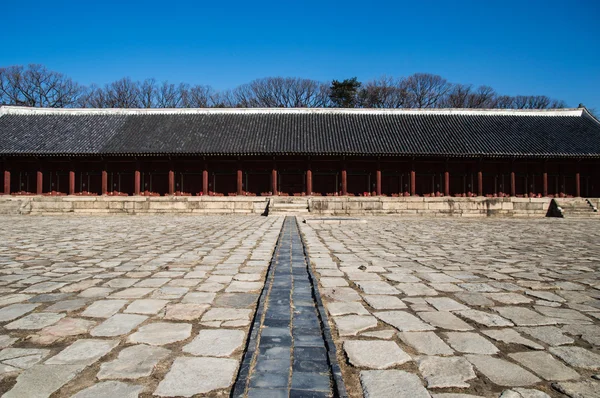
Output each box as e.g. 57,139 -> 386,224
154,356 -> 238,397
91,314 -> 148,337
360,370 -> 430,398
164,303 -> 209,320
418,356 -> 477,388
444,332 -> 499,354
493,307 -> 559,326
72,381 -> 144,398
128,322 -> 192,345
549,346 -> 600,370
355,281 -> 399,295
344,340 -> 411,369
201,308 -> 252,322
418,311 -> 473,331
5,312 -> 65,330
183,329 -> 245,357
98,344 -> 170,380
374,311 -> 435,332
465,354 -> 541,386
124,299 -> 169,315
325,301 -> 370,316
362,295 -> 407,310
426,297 -> 469,311
333,315 -> 378,336
508,351 -> 580,381
517,326 -> 574,346
0,348 -> 51,373
81,299 -> 128,318
482,329 -> 544,350
3,364 -> 83,398
500,388 -> 551,398
0,303 -> 40,322
551,380 -> 600,398
46,339 -> 119,366
454,309 -> 513,327
399,331 -> 454,356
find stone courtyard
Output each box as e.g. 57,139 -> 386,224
0,215 -> 598,397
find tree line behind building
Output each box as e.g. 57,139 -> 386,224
0,64 -> 567,109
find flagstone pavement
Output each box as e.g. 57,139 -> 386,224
300,217 -> 600,398
0,215 -> 599,398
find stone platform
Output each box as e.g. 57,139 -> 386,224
1,195 -> 598,217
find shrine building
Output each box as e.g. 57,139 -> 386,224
1,106 -> 599,198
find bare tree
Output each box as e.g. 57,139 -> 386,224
0,64 -> 82,107
182,84 -> 218,107
360,76 -> 408,108
0,64 -> 570,110
225,77 -> 330,108
102,78 -> 141,108
402,73 -> 451,108
138,78 -> 157,108
444,84 -> 497,108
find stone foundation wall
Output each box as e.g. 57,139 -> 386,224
308,197 -> 553,217
0,195 -> 586,217
0,196 -> 270,215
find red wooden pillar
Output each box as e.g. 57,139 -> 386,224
237,161 -> 243,195
306,160 -> 313,195
168,169 -> 175,195
376,159 -> 382,196
510,173 -> 516,196
101,170 -> 108,195
542,162 -> 548,197
410,161 -> 416,196
575,163 -> 581,197
4,170 -> 10,195
202,163 -> 209,195
271,161 -> 278,195
444,171 -> 450,197
341,161 -> 347,196
36,171 -> 43,195
134,170 -> 141,195
68,171 -> 75,195
477,161 -> 483,196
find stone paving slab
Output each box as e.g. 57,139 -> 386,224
0,215 -> 284,397
300,217 -> 600,398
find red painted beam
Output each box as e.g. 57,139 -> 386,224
376,160 -> 382,196
410,170 -> 416,196
341,169 -> 347,196
575,171 -> 581,197
306,167 -> 313,195
477,170 -> 483,196
36,171 -> 43,195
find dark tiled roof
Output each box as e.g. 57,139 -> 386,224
1,107 -> 599,158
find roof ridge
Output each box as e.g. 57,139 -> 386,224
0,105 -> 585,117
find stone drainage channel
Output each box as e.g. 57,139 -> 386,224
232,216 -> 347,398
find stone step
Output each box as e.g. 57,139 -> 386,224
271,203 -> 309,209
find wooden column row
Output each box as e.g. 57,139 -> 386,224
0,159 -> 589,197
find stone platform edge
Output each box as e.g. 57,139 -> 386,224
0,195 -> 596,216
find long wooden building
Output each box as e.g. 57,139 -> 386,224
1,106 -> 599,198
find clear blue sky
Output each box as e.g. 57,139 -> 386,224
2,0 -> 599,110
